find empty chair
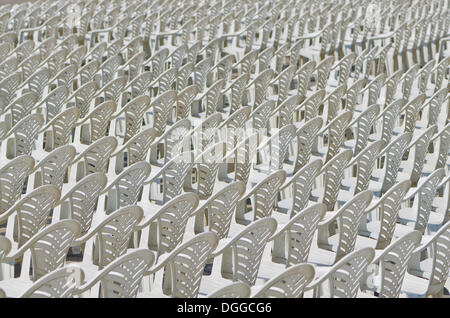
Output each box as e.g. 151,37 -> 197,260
293,117 -> 323,173
74,100 -> 117,145
276,159 -> 323,220
2,113 -> 44,159
398,125 -> 437,186
75,249 -> 155,298
344,104 -> 380,156
142,232 -> 218,298
112,95 -> 151,143
71,206 -> 143,273
39,107 -> 80,152
137,193 -> 199,258
144,152 -> 193,205
0,220 -> 81,281
235,170 -> 286,226
259,204 -> 326,276
70,136 -> 118,182
311,149 -> 353,211
363,231 -> 421,298
200,218 -> 277,293
29,145 -> 76,191
2,92 -> 39,129
0,266 -> 84,298
149,119 -> 191,167
305,247 -> 375,298
345,141 -> 383,197
314,111 -> 352,162
99,161 -> 151,214
252,264 -> 315,298
191,181 -> 246,240
397,168 -> 446,235
111,128 -> 156,174
369,133 -> 412,195
405,222 -> 450,298
53,173 -> 107,235
0,155 -> 34,214
358,180 -> 411,250
0,185 -> 60,248
308,190 -> 373,266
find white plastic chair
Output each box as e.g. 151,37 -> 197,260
200,218 -> 277,293
75,248 -> 154,298
0,185 -> 60,248
0,155 -> 34,214
0,265 -> 84,298
0,220 -> 81,281
306,247 -> 375,298
308,190 -> 373,266
143,232 -> 218,298
252,264 -> 315,298
363,230 -> 421,298
72,205 -> 143,271
137,193 -> 199,258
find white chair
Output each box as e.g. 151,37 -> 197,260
308,190 -> 373,266
72,205 -> 143,273
363,231 -> 421,298
0,265 -> 84,298
251,264 -> 315,298
369,132 -> 413,195
311,149 -> 353,211
99,161 -> 151,214
190,181 -> 246,240
235,170 -> 286,226
199,218 -> 277,293
260,203 -> 326,275
112,95 -> 151,143
74,100 -> 117,145
0,185 -> 60,248
70,136 -> 117,182
339,141 -> 383,203
0,220 -> 81,281
305,247 -> 375,298
137,193 -> 199,258
398,168 -> 446,235
404,221 -> 450,298
293,117 -> 323,173
276,159 -> 323,219
0,155 -> 34,214
75,249 -> 155,298
143,232 -> 218,298
2,113 -> 44,159
53,173 -> 108,235
144,152 -> 193,206
28,145 -> 76,191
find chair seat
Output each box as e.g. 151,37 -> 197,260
0,278 -> 33,298
400,273 -> 430,298
398,207 -> 418,225
256,257 -> 287,283
137,290 -> 169,298
307,240 -> 337,266
298,47 -> 322,62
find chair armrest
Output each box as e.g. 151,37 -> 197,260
143,166 -> 164,185
210,238 -> 233,257
296,29 -> 323,40
304,267 -> 333,291
147,252 -> 171,274
367,31 -> 395,41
